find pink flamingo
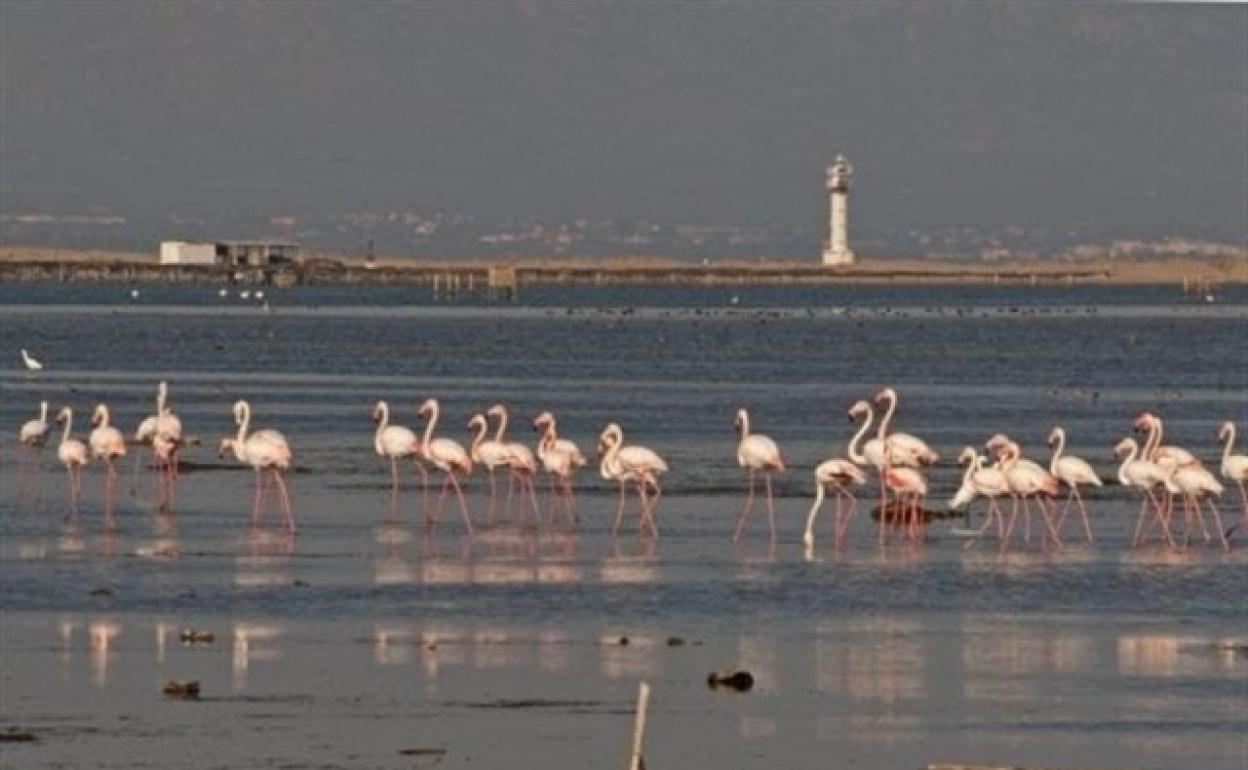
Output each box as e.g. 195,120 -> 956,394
802,457 -> 866,550
1134,412 -> 1201,469
732,408 -> 786,545
417,398 -> 474,535
218,400 -> 295,534
1115,437 -> 1179,549
950,447 -> 1010,546
133,381 -> 183,492
19,400 -> 50,446
1217,421 -> 1247,524
874,388 -> 940,465
536,426 -> 580,525
151,433 -> 179,510
990,438 -> 1062,549
882,442 -> 928,542
1047,426 -> 1102,543
468,411 -> 515,521
54,407 -> 88,514
88,404 -> 127,524
1170,464 -> 1228,550
598,423 -> 668,538
487,404 -> 540,522
373,400 -> 427,511
848,399 -> 929,542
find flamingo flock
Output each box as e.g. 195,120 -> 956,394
11,383 -> 1247,553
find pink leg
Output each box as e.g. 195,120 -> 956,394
524,474 -> 541,523
1001,496 -> 1020,552
271,470 -> 296,534
1037,496 -> 1061,547
612,481 -> 627,537
447,472 -> 474,536
641,478 -> 662,537
877,472 -> 888,545
1206,498 -> 1229,551
1074,487 -> 1093,543
486,467 -> 498,524
764,473 -> 776,545
733,469 -> 756,543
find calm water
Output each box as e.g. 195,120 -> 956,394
1,282 -> 1246,769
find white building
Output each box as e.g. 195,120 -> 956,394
821,154 -> 855,266
160,241 -> 217,265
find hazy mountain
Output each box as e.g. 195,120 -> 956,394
1,3 -> 1244,255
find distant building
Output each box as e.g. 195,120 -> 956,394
822,154 -> 855,266
159,240 -> 299,267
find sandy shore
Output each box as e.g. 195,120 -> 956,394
0,245 -> 1244,285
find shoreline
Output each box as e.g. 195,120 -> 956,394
0,246 -> 1244,287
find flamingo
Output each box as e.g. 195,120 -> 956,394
19,401 -> 50,445
89,404 -> 127,522
487,404 -> 540,522
848,399 -> 927,542
993,438 -> 1063,549
1115,437 -> 1180,549
949,447 -> 1010,546
151,433 -> 179,510
533,411 -> 586,515
732,408 -> 786,545
873,388 -> 940,465
535,425 -> 579,525
417,399 -> 474,535
1047,426 -> 1102,543
882,442 -> 928,541
1170,464 -> 1228,551
219,400 -> 295,533
54,407 -> 88,512
372,400 -> 426,508
1134,412 -> 1201,469
1216,421 -> 1247,522
598,423 -> 668,538
802,457 -> 866,550
20,348 -> 43,371
467,411 -> 515,521
133,381 -> 183,490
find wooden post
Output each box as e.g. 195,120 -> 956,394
628,681 -> 651,770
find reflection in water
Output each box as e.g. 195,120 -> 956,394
234,531 -> 295,587
232,622 -> 283,690
88,619 -> 121,687
1116,634 -> 1216,678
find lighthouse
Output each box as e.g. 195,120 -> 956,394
822,154 -> 855,266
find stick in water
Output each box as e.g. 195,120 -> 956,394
628,680 -> 651,770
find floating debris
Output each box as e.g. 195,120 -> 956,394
706,670 -> 754,692
88,588 -> 113,597
665,636 -> 686,647
0,729 -> 36,743
179,629 -> 215,644
162,680 -> 201,699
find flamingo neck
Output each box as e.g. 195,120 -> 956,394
539,423 -> 557,458
877,392 -> 897,440
39,401 -> 48,423
470,419 -> 487,454
61,410 -> 73,443
1117,442 -> 1138,486
600,434 -> 622,479
98,405 -> 111,428
1222,424 -> 1236,471
960,454 -> 977,488
1143,418 -> 1161,459
421,403 -> 439,452
156,383 -> 167,415
235,402 -> 251,447
1049,429 -> 1066,475
847,408 -> 872,465
374,402 -> 389,454
738,410 -> 750,438
492,408 -> 508,443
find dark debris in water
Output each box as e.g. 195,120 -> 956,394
0,729 -> 37,743
460,699 -> 605,710
707,670 -> 755,692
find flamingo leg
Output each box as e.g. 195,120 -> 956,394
804,483 -> 824,550
1206,497 -> 1229,551
1131,492 -> 1151,548
642,478 -> 662,537
272,470 -> 296,534
612,481 -> 627,537
734,468 -> 756,544
1038,496 -> 1062,548
447,471 -> 474,536
764,472 -> 776,545
561,476 -> 576,527
524,474 -> 541,523
1074,487 -> 1093,543
487,467 -> 498,524
413,460 -> 430,519
877,471 -> 888,545
1001,495 -> 1020,552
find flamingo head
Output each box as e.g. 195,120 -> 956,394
597,423 -> 622,456
418,399 -> 436,419
467,413 -> 487,432
958,446 -> 977,466
372,400 -> 387,424
1046,426 -> 1062,446
847,400 -> 871,421
873,387 -> 896,405
217,437 -> 234,458
985,433 -> 1011,453
1113,437 -> 1137,458
91,404 -> 106,426
733,408 -> 748,434
533,411 -> 554,432
1132,412 -> 1156,433
56,406 -> 71,425
486,404 -> 506,420
232,400 -> 247,424
1218,421 -> 1234,441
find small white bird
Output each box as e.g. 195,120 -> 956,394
20,349 -> 43,371
239,290 -> 251,300
218,288 -> 228,298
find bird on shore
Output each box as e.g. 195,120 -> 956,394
55,407 -> 88,514
20,349 -> 43,372
533,411 -> 586,518
802,457 -> 866,550
950,447 -> 1010,547
1170,464 -> 1228,550
88,404 -> 127,523
488,404 -> 540,522
373,400 -> 426,512
468,411 -> 515,521
988,436 -> 1062,549
1217,421 -> 1247,522
732,408 -> 786,545
1115,437 -> 1179,549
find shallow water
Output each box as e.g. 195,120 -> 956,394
1,283 -> 1246,769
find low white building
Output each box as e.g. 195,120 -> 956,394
160,241 -> 217,265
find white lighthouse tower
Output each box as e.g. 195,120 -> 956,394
821,154 -> 855,266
